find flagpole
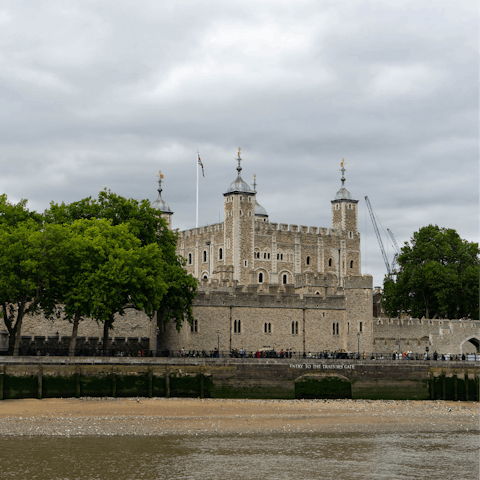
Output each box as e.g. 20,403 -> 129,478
196,150 -> 199,228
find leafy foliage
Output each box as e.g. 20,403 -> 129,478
383,225 -> 479,319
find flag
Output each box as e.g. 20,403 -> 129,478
198,153 -> 205,177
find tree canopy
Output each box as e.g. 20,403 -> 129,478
382,225 -> 479,319
0,190 -> 197,355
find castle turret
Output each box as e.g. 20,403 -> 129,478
223,148 -> 255,284
151,170 -> 173,229
331,159 -> 358,235
252,174 -> 269,222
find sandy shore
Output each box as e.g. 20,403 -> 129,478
0,397 -> 478,436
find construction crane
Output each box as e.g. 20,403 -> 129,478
364,196 -> 391,276
387,228 -> 401,272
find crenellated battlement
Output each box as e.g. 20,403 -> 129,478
178,222 -> 224,239
252,220 -> 356,238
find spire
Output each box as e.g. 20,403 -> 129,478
224,147 -> 253,195
340,158 -> 346,187
333,158 -> 356,201
251,173 -> 268,218
151,170 -> 173,214
236,147 -> 242,173
252,174 -> 257,193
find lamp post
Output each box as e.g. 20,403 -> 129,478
357,332 -> 360,359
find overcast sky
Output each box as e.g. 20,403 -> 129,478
0,0 -> 477,287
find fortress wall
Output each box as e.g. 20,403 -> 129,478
372,318 -> 480,354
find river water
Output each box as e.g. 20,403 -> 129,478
1,432 -> 478,479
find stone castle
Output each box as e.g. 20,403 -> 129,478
6,150 -> 479,355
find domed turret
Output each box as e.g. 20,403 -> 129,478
252,174 -> 268,219
224,148 -> 253,195
151,170 -> 173,228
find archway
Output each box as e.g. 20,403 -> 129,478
461,337 -> 480,353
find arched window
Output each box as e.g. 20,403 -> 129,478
238,320 -> 241,334
188,253 -> 192,265
350,260 -> 354,268
202,274 -> 208,280
328,258 -> 333,267
268,253 -> 270,259
203,250 -> 207,262
315,291 -> 320,295
259,272 -> 263,283
306,256 -> 310,265
349,231 -> 352,238
219,248 -> 223,260
190,320 -> 198,333
336,323 -> 339,335
282,274 -> 287,285
264,323 -> 267,333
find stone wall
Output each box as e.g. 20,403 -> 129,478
372,317 -> 480,354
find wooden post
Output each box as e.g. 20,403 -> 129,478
453,374 -> 457,401
148,368 -> 153,398
0,365 -> 4,401
165,367 -> 170,398
442,374 -> 446,400
112,367 -> 116,398
75,367 -> 80,398
465,373 -> 469,401
37,366 -> 43,400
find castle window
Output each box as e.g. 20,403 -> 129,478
360,322 -> 363,332
333,323 -> 336,335
315,291 -> 320,295
203,250 -> 207,263
202,274 -> 208,280
280,254 -> 283,260
328,258 -> 333,267
336,323 -> 339,335
258,272 -> 264,283
268,323 -> 271,333
282,274 -> 287,285
349,231 -> 352,238
234,320 -> 241,334
347,322 -> 350,334
291,321 -> 294,334
350,260 -> 354,268
248,211 -> 251,216
335,204 -> 339,210
306,256 -> 310,265
277,254 -> 279,260
190,320 -> 198,333
295,321 -> 298,335
239,210 -> 242,216
264,252 -> 267,259
219,248 -> 223,260
268,253 -> 270,259
188,253 -> 192,265
244,260 -> 248,267
240,196 -> 243,201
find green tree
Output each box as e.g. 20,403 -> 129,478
45,190 -> 197,338
383,225 -> 479,319
44,219 -> 168,356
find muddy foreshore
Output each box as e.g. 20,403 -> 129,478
0,398 -> 477,436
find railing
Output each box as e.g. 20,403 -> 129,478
4,347 -> 479,362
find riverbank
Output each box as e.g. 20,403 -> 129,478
0,398 -> 477,436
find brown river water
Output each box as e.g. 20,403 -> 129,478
0,432 -> 478,480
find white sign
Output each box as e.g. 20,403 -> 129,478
289,364 -> 355,370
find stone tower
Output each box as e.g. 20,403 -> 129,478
151,171 -> 173,229
223,148 -> 256,284
331,159 -> 358,234
331,160 -> 360,283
